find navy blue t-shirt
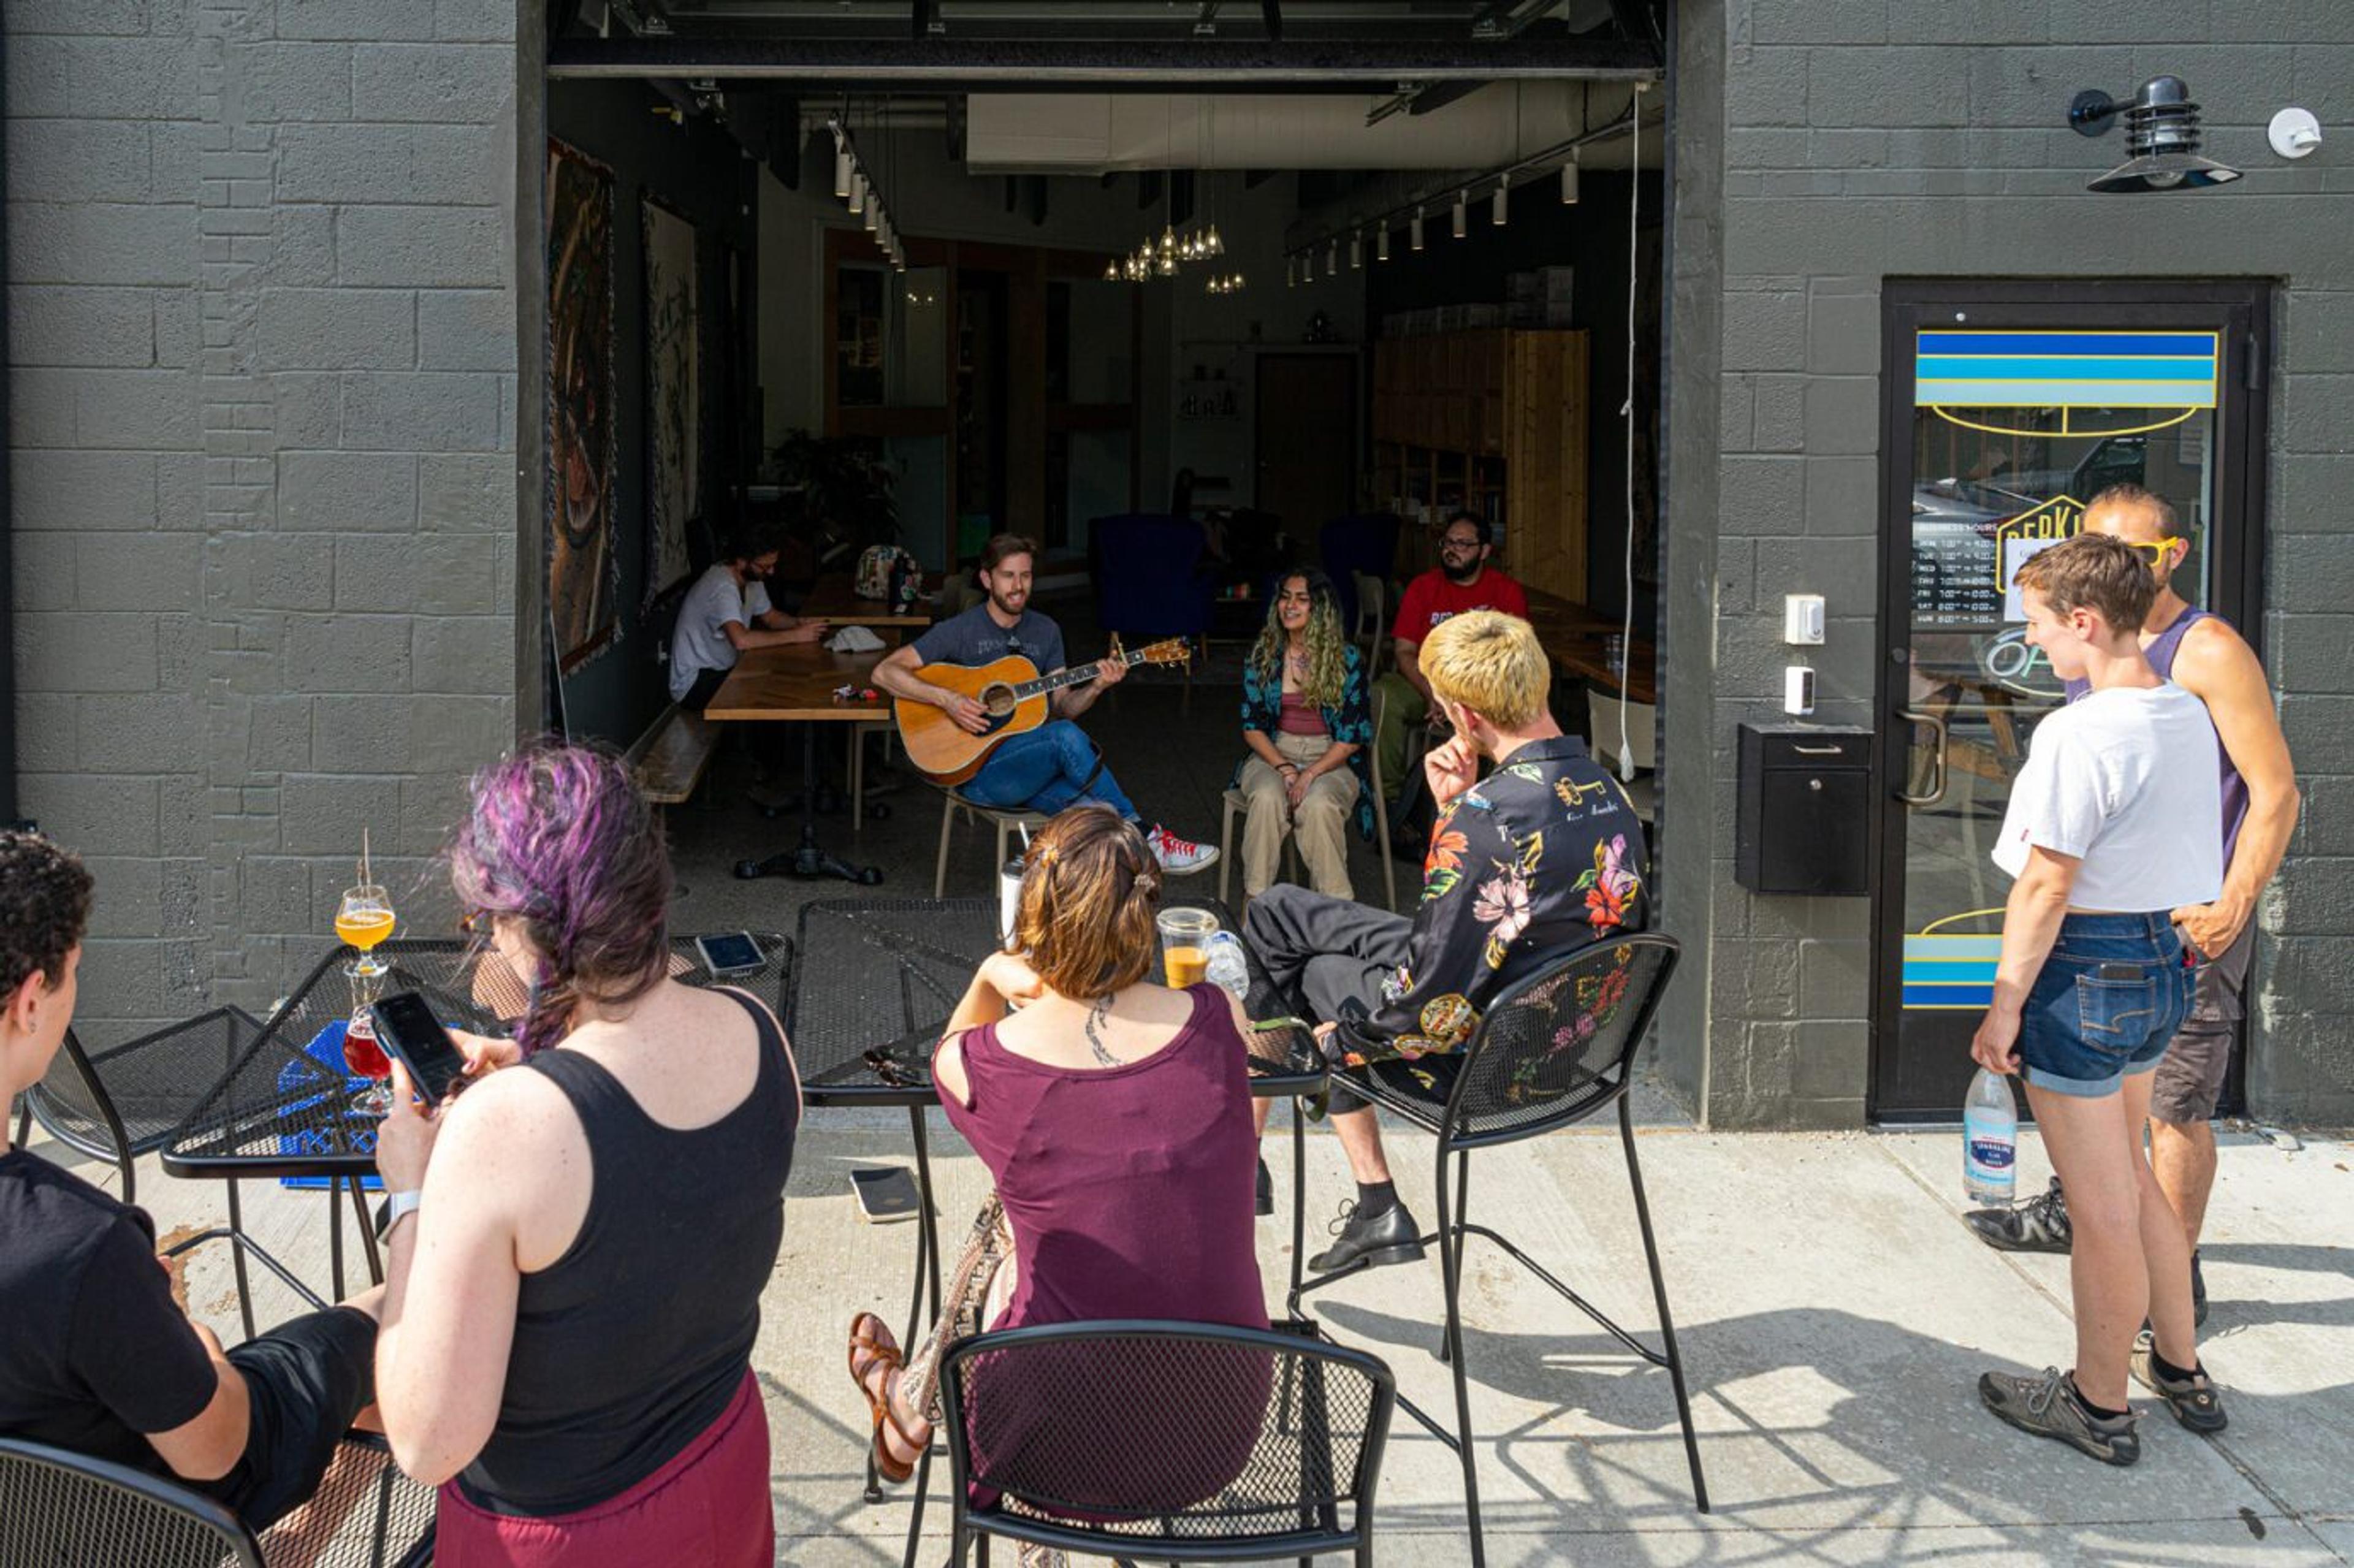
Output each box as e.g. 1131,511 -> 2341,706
910,603 -> 1066,676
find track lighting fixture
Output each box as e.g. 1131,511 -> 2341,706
1561,149 -> 1580,204
1491,173 -> 1508,226
1376,226 -> 1390,262
1411,207 -> 1425,251
1349,230 -> 1362,269
1451,189 -> 1467,240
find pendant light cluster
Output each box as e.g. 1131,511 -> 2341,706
829,117 -> 904,272
1284,144 -> 1593,287
1104,219 -> 1230,285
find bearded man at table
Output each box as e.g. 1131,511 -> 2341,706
0,831 -> 385,1535
1372,512 -> 1529,832
874,533 -> 1219,875
669,521 -> 824,712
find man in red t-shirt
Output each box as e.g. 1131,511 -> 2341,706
1372,512 -> 1528,823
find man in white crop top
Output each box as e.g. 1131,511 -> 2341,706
1972,533 -> 2226,1468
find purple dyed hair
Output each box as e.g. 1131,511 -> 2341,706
447,741 -> 671,1057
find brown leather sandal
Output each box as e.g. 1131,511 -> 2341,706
848,1312 -> 927,1484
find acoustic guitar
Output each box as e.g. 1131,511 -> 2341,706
894,637 -> 1191,785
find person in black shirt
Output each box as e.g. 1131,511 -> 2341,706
1246,612 -> 1648,1273
0,831 -> 381,1532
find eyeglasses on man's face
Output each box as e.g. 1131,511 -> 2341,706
1439,535 -> 1482,553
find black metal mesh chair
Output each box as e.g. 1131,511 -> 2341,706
940,1322 -> 1395,1567
0,1431 -> 434,1568
1290,933 -> 1706,1568
0,1225 -> 433,1566
13,1009 -> 263,1205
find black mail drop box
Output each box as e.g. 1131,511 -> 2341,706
1735,723 -> 1872,896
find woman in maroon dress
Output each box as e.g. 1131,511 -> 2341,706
848,805 -> 1269,1498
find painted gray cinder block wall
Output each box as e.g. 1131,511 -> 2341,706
1667,0 -> 2354,1127
7,0 -> 521,1045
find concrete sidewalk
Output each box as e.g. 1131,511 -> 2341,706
53,1108 -> 2354,1565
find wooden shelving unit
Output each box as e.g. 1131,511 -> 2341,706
1370,327 -> 1590,600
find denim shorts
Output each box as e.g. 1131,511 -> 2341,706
2017,913 -> 2197,1099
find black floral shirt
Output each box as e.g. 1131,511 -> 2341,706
1332,735 -> 1648,1068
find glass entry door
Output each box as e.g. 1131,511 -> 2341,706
1870,283 -> 2267,1119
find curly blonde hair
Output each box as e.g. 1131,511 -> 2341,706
1247,569 -> 1349,709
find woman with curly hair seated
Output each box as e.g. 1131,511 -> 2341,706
1233,569 -> 1372,901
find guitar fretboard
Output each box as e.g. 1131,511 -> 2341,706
1005,649 -> 1153,702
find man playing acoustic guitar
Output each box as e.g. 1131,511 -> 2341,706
875,533 -> 1218,875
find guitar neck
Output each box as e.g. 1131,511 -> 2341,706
1010,647 -> 1153,702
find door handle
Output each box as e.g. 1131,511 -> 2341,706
1896,708 -> 1949,807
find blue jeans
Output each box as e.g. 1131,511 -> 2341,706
2017,913 -> 2196,1099
959,720 -> 1139,821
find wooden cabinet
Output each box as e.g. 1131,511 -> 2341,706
1371,328 -> 1589,601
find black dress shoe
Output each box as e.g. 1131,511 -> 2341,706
1307,1200 -> 1426,1273
1255,1157 -> 1276,1218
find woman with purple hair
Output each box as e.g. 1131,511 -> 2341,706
370,742 -> 799,1566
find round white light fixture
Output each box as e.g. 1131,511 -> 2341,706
2269,107 -> 2322,159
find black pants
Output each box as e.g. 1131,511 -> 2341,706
1243,885 -> 1456,1115
207,1305 -> 378,1532
680,666 -> 729,711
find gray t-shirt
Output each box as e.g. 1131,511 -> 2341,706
910,603 -> 1065,676
668,563 -> 771,701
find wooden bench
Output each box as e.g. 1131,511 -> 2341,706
625,704 -> 722,806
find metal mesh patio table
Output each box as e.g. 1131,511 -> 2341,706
162,933 -> 796,1298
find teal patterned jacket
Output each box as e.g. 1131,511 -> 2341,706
1235,642 -> 1376,841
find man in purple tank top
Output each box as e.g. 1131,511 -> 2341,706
1968,485 -> 2302,1328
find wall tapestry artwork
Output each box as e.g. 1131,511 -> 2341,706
642,194 -> 701,611
546,138 -> 620,674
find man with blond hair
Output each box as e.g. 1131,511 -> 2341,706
1244,611 -> 1647,1271
1967,484 -> 2299,1333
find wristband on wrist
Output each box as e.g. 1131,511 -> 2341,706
376,1190 -> 422,1241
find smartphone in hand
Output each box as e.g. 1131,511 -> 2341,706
368,991 -> 472,1104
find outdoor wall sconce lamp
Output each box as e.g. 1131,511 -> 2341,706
2070,75 -> 2242,192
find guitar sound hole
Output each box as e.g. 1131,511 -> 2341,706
980,684 -> 1018,718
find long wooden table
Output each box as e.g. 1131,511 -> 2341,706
1521,587 -> 1620,644
707,643 -> 894,882
1552,634 -> 1658,706
705,641 -> 889,721
794,570 -> 939,630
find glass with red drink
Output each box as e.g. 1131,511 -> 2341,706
344,1011 -> 394,1116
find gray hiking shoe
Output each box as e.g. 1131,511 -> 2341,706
1965,1176 -> 2072,1254
2130,1340 -> 2229,1433
1979,1367 -> 2141,1466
